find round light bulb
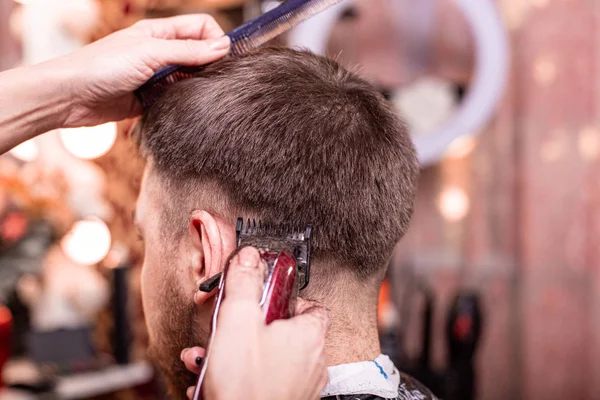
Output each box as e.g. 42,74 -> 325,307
9,139 -> 39,162
438,187 -> 470,222
61,217 -> 112,265
60,122 -> 117,160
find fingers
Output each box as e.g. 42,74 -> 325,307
319,366 -> 329,390
271,300 -> 329,400
215,247 -> 266,331
293,301 -> 330,400
148,36 -> 230,68
293,298 -> 331,333
222,247 -> 266,303
133,14 -> 230,69
186,386 -> 195,400
134,14 -> 226,41
180,346 -> 206,375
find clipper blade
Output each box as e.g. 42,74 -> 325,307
236,218 -> 312,290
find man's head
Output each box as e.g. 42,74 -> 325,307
134,47 -> 419,396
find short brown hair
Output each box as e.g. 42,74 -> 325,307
137,47 -> 419,280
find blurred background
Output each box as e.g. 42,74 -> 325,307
0,0 -> 594,399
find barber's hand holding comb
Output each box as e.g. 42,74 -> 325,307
0,14 -> 230,155
180,247 -> 330,400
47,14 -> 232,128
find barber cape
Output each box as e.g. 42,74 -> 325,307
320,354 -> 437,400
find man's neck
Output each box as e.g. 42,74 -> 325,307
303,269 -> 383,366
324,307 -> 381,367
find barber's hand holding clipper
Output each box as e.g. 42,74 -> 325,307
181,247 -> 330,400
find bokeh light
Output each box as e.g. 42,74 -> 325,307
533,57 -> 557,87
447,135 -> 477,159
530,0 -> 550,8
0,306 -> 11,326
438,186 -> 470,222
9,139 -> 39,162
578,126 -> 600,162
61,217 -> 112,265
60,122 -> 117,160
540,137 -> 565,163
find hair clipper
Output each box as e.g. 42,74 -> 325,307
192,218 -> 312,400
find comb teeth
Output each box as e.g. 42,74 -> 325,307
229,0 -> 343,57
135,66 -> 202,109
236,218 -> 309,241
135,0 -> 342,109
234,217 -> 312,290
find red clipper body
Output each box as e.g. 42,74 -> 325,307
192,219 -> 312,400
260,248 -> 298,324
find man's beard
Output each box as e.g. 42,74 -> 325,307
147,265 -> 209,400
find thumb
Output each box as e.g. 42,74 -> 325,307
216,247 -> 267,332
150,36 -> 230,67
223,247 -> 267,304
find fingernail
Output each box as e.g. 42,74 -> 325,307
238,247 -> 259,268
195,357 -> 203,366
208,36 -> 230,51
231,247 -> 259,269
180,348 -> 189,362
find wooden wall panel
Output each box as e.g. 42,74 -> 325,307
395,1 -> 600,399
517,0 -> 596,398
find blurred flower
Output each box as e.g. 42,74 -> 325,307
0,163 -> 75,240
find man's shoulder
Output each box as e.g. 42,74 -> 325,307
321,372 -> 439,400
395,372 -> 439,400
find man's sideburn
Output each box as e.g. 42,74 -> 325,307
146,256 -> 205,400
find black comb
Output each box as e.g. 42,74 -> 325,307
135,0 -> 342,109
199,217 -> 312,293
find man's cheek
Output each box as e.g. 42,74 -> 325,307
140,262 -> 154,331
140,254 -> 160,334
141,245 -> 161,300
140,261 -> 149,309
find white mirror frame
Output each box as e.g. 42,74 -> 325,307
288,0 -> 510,167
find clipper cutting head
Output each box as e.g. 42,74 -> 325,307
236,218 -> 312,290
198,218 -> 313,293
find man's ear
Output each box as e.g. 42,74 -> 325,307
188,210 -> 236,305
